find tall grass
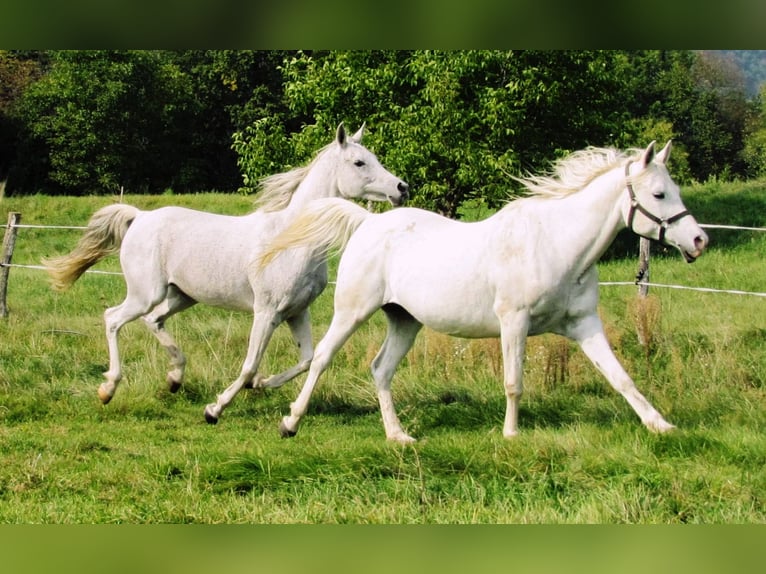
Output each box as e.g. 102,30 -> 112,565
0,186 -> 764,523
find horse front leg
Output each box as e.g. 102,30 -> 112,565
203,310 -> 279,424
567,314 -> 675,433
497,307 -> 530,438
255,309 -> 314,390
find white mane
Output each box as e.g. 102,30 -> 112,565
515,146 -> 647,199
253,143 -> 333,212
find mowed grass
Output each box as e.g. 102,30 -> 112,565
0,188 -> 764,523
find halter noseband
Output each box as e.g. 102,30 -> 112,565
625,161 -> 691,247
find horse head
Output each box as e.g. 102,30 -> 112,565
333,122 -> 409,206
624,140 -> 708,262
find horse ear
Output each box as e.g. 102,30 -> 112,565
336,122 -> 347,147
656,140 -> 672,165
350,122 -> 365,144
641,140 -> 657,167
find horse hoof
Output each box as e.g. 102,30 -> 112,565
204,405 -> 219,425
279,420 -> 297,438
389,433 -> 417,445
648,420 -> 676,434
167,377 -> 182,393
245,375 -> 264,390
97,385 -> 113,405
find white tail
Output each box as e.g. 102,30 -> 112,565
43,204 -> 139,291
259,198 -> 371,269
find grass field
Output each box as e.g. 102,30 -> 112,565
1,185 -> 765,523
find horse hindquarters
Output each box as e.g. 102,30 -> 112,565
99,221 -> 188,403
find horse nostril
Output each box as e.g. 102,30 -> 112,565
398,181 -> 409,195
695,234 -> 708,251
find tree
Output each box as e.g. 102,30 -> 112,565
742,84 -> 766,177
170,50 -> 292,192
11,50 -> 192,194
0,51 -> 47,182
264,50 -> 650,215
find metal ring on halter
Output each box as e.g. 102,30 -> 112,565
624,161 -> 691,247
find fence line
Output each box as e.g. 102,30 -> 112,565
4,223 -> 88,230
2,217 -> 766,318
2,262 -> 123,276
600,281 -> 766,298
699,223 -> 766,232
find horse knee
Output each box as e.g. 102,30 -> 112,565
504,383 -> 522,399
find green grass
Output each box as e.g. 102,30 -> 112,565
1,187 -> 765,523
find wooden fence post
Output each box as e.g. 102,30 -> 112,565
1,211 -> 21,318
636,236 -> 650,298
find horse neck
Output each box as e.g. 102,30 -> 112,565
281,155 -> 339,220
535,167 -> 627,274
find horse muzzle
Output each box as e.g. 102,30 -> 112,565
389,181 -> 410,206
680,230 -> 708,263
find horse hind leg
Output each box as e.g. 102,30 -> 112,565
203,309 -> 280,424
254,309 -> 314,390
101,295 -> 159,404
279,305 -> 373,438
371,304 -> 423,444
142,286 -> 196,393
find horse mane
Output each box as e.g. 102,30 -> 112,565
514,146 -> 647,200
253,142 -> 334,212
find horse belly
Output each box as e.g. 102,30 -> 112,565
421,307 -> 500,339
391,277 -> 500,339
164,243 -> 257,311
175,272 -> 255,311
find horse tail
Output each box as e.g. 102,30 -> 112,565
43,204 -> 140,291
260,198 -> 371,269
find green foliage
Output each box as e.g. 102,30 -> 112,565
276,50 -> 640,215
742,85 -> 766,177
11,51 -> 188,194
233,50 -> 761,215
5,51 -> 291,196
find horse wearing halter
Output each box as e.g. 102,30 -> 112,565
624,160 -> 692,247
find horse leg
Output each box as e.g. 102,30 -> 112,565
203,309 -> 280,424
567,314 -> 675,432
142,286 -> 196,393
370,304 -> 423,444
256,309 -> 314,390
101,295 -> 159,404
497,308 -> 531,438
279,306 -> 372,437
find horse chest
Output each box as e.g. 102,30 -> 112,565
525,273 -> 596,336
258,260 -> 328,314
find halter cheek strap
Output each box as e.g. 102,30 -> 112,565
625,161 -> 691,246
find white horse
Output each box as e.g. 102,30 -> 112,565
261,141 -> 708,443
44,123 -> 409,423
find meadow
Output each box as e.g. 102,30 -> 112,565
0,183 -> 764,524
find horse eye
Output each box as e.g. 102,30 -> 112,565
354,160 -> 366,167
653,192 -> 666,200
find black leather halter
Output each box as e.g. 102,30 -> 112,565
625,161 -> 691,246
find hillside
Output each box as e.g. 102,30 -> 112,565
709,50 -> 766,95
